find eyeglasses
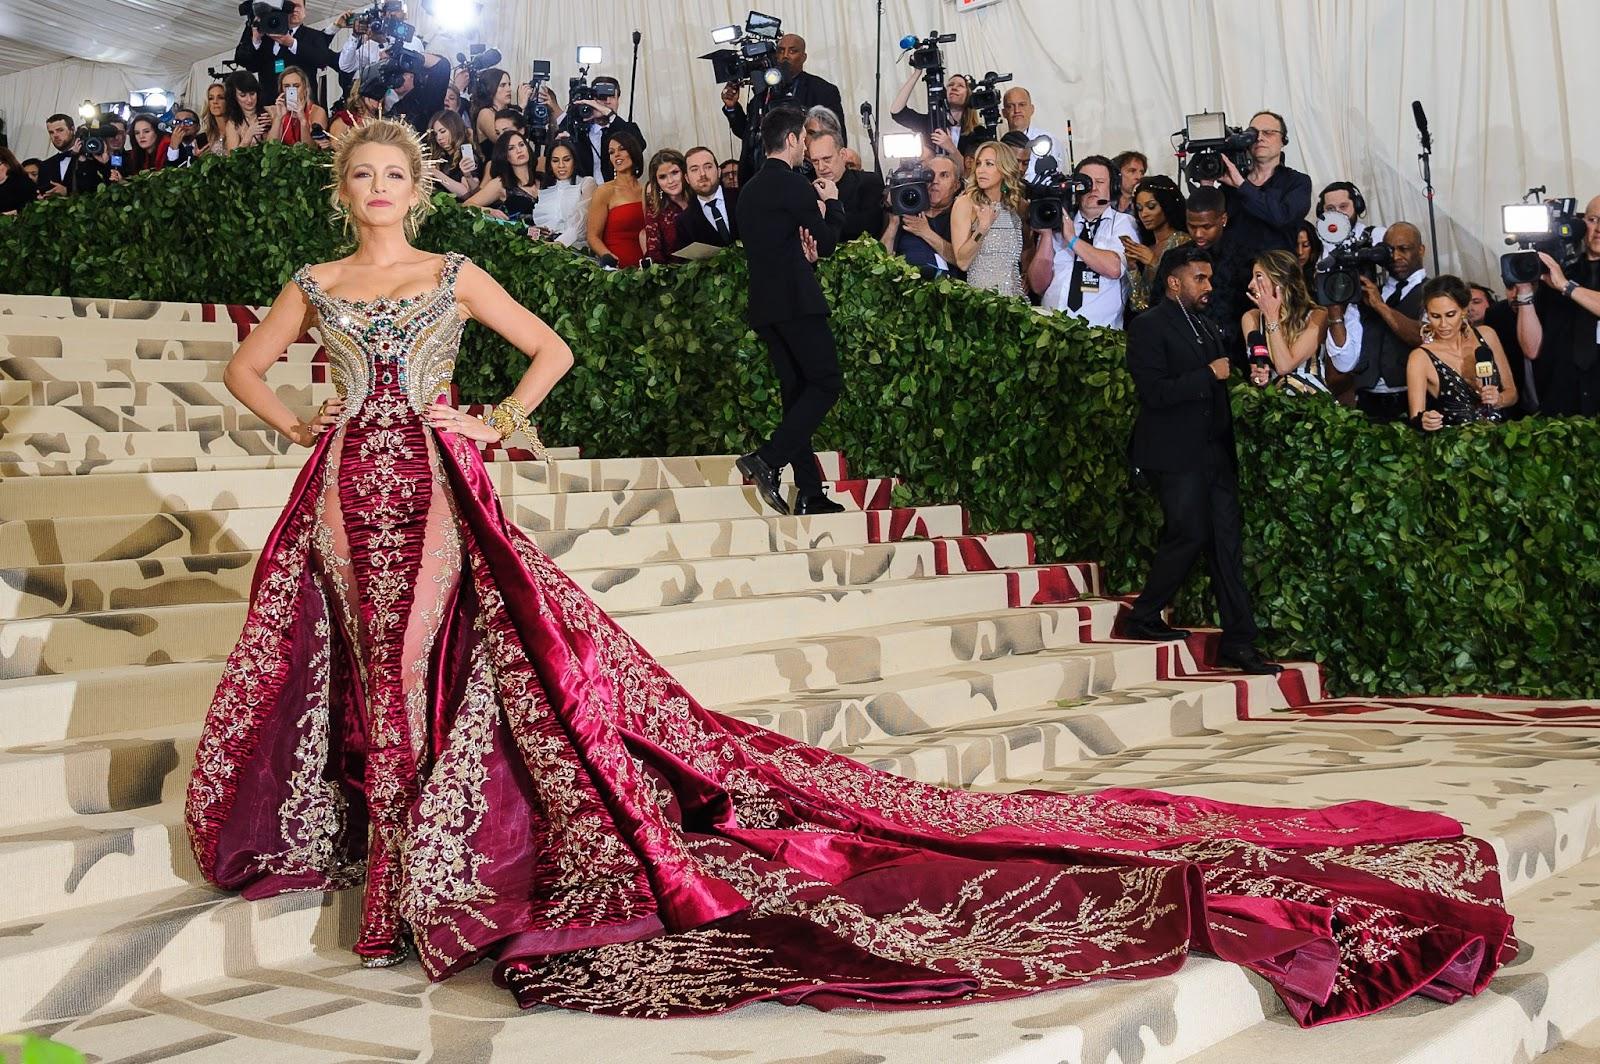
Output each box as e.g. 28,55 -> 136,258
1585,214 -> 1600,227
1249,127 -> 1284,140
178,118 -> 197,126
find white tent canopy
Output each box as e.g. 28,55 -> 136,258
3,0 -> 1597,284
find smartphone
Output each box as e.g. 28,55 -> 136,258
110,152 -> 123,169
286,85 -> 300,111
460,142 -> 475,168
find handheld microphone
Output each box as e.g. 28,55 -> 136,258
1247,329 -> 1270,374
899,34 -> 919,50
1412,100 -> 1431,150
632,30 -> 641,46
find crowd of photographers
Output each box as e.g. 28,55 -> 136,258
4,6 -> 1597,426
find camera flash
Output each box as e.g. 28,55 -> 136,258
576,45 -> 603,65
711,25 -> 739,45
1028,134 -> 1054,158
883,133 -> 923,160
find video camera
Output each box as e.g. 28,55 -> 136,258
1023,138 -> 1091,231
967,70 -> 1012,130
883,132 -> 933,216
360,46 -> 425,101
523,59 -> 554,147
1500,189 -> 1584,286
350,0 -> 414,45
701,11 -> 785,89
239,0 -> 292,36
77,121 -> 118,159
1179,111 -> 1257,185
1314,240 -> 1393,306
453,44 -> 502,96
899,31 -> 956,150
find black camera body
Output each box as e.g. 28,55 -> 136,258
1314,242 -> 1393,306
901,31 -> 956,149
967,70 -> 1012,130
702,11 -> 784,88
351,0 -> 414,44
888,160 -> 935,217
1023,155 -> 1090,232
522,60 -> 553,146
78,123 -> 117,158
242,0 -> 293,37
1500,194 -> 1584,287
360,45 -> 425,100
1180,112 -> 1257,185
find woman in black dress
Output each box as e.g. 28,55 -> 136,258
1406,275 -> 1518,429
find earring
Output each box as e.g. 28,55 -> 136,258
1420,322 -> 1435,344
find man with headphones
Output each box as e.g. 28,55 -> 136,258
1216,109 -> 1312,257
1031,154 -> 1140,328
1316,181 -> 1387,254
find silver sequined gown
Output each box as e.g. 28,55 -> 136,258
965,205 -> 1025,296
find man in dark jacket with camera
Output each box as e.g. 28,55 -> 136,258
735,105 -> 847,517
235,0 -> 336,105
722,34 -> 845,183
1121,243 -> 1279,675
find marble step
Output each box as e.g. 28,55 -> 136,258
0,451 -> 848,520
0,532 -> 1060,621
1,354 -> 319,387
0,565 -> 1074,678
0,429 -> 297,463
0,404 -> 307,435
0,315 -> 259,354
0,295 -> 260,321
0,445 -> 582,479
0,602 -> 1119,747
0,378 -> 336,408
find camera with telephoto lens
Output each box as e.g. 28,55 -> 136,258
899,31 -> 956,149
1179,111 -> 1258,185
351,1 -> 414,45
967,70 -> 1012,130
77,122 -> 117,158
1023,146 -> 1091,232
881,132 -> 932,216
701,11 -> 784,89
453,44 -> 502,96
1314,241 -> 1393,306
239,0 -> 293,36
524,60 -> 553,148
1500,190 -> 1584,286
360,45 -> 425,100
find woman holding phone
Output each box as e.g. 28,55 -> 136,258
268,66 -> 331,149
1122,176 -> 1190,316
424,110 -> 479,200
222,70 -> 271,153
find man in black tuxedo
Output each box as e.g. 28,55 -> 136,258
679,147 -> 739,248
565,77 -> 648,184
735,105 -> 847,517
1122,243 -> 1280,674
807,132 -> 882,243
234,0 -> 336,106
722,34 -> 846,182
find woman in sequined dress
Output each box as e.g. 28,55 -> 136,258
952,141 -> 1029,297
188,118 -> 1513,1024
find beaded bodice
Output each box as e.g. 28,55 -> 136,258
292,252 -> 468,419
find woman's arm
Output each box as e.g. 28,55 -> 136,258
453,260 -> 574,412
475,109 -> 497,148
463,175 -> 504,209
587,184 -> 615,258
951,196 -> 983,271
223,281 -> 326,445
1405,348 -> 1441,429
435,169 -> 470,197
1266,308 -> 1326,375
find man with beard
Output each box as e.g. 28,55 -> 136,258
679,146 -> 739,248
1121,243 -> 1280,675
721,33 -> 845,182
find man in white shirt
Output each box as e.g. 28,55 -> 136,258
1001,87 -> 1057,182
1324,222 -> 1428,421
681,146 -> 739,248
1033,156 -> 1139,329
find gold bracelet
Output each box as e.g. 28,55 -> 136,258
483,396 -> 529,441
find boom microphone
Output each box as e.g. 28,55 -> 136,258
1412,100 -> 1431,150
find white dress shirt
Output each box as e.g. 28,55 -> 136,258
696,186 -> 731,238
1325,267 -> 1426,391
1043,208 -> 1139,328
338,35 -> 384,75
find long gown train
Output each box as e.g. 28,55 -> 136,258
186,252 -> 1513,1025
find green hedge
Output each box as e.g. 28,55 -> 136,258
2,145 -> 1596,698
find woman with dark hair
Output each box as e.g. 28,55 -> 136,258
464,129 -> 539,220
888,69 -> 983,153
1111,150 -> 1148,214
424,110 -> 479,200
642,148 -> 692,263
1407,275 -> 1518,429
1295,219 -> 1320,291
469,67 -> 513,163
122,114 -> 170,175
0,147 -> 37,214
1243,250 -> 1331,394
528,142 -> 594,248
1123,176 -> 1190,314
223,70 -> 270,153
586,128 -> 647,267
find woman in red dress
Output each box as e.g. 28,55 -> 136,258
188,117 -> 1513,1026
585,128 -> 647,267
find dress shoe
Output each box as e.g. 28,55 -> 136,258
795,493 -> 846,515
1120,617 -> 1192,642
736,452 -> 789,515
1215,644 -> 1283,675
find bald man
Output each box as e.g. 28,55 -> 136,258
1002,86 -> 1056,181
1324,221 -> 1429,421
721,30 -> 846,182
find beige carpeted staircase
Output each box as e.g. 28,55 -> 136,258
2,295 -> 1598,1063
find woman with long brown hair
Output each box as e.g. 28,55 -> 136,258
1242,249 -> 1332,394
641,148 -> 692,262
199,82 -> 228,156
951,140 -> 1029,296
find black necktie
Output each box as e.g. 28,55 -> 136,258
1386,279 -> 1408,309
708,198 -> 729,240
1066,218 -> 1101,311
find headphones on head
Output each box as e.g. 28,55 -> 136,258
1316,180 -> 1367,219
1075,155 -> 1120,205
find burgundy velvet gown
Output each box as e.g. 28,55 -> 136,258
186,252 -> 1514,1025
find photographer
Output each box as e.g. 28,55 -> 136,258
1513,197 -> 1600,416
881,154 -> 961,278
722,34 -> 845,182
40,114 -> 110,196
1216,110 -> 1311,256
1324,222 -> 1428,421
564,77 -> 647,184
333,6 -> 386,94
1034,156 -> 1139,328
233,0 -> 335,106
385,49 -> 452,134
806,132 -> 881,242
889,69 -> 980,154
680,146 -> 738,248
1001,88 -> 1054,181
1316,181 -> 1385,254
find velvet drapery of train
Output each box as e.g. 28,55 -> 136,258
185,259 -> 1514,1028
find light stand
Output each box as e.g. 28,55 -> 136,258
861,103 -> 881,175
627,30 -> 641,123
1413,99 -> 1441,277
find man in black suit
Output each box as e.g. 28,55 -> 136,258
735,105 -> 847,517
1122,243 -> 1280,675
234,0 -> 336,106
807,131 -> 882,243
679,146 -> 739,248
721,34 -> 846,183
1324,222 -> 1428,422
565,77 -> 648,184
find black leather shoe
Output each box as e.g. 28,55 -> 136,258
1120,617 -> 1192,642
795,494 -> 845,515
1214,644 -> 1283,675
736,452 -> 789,515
